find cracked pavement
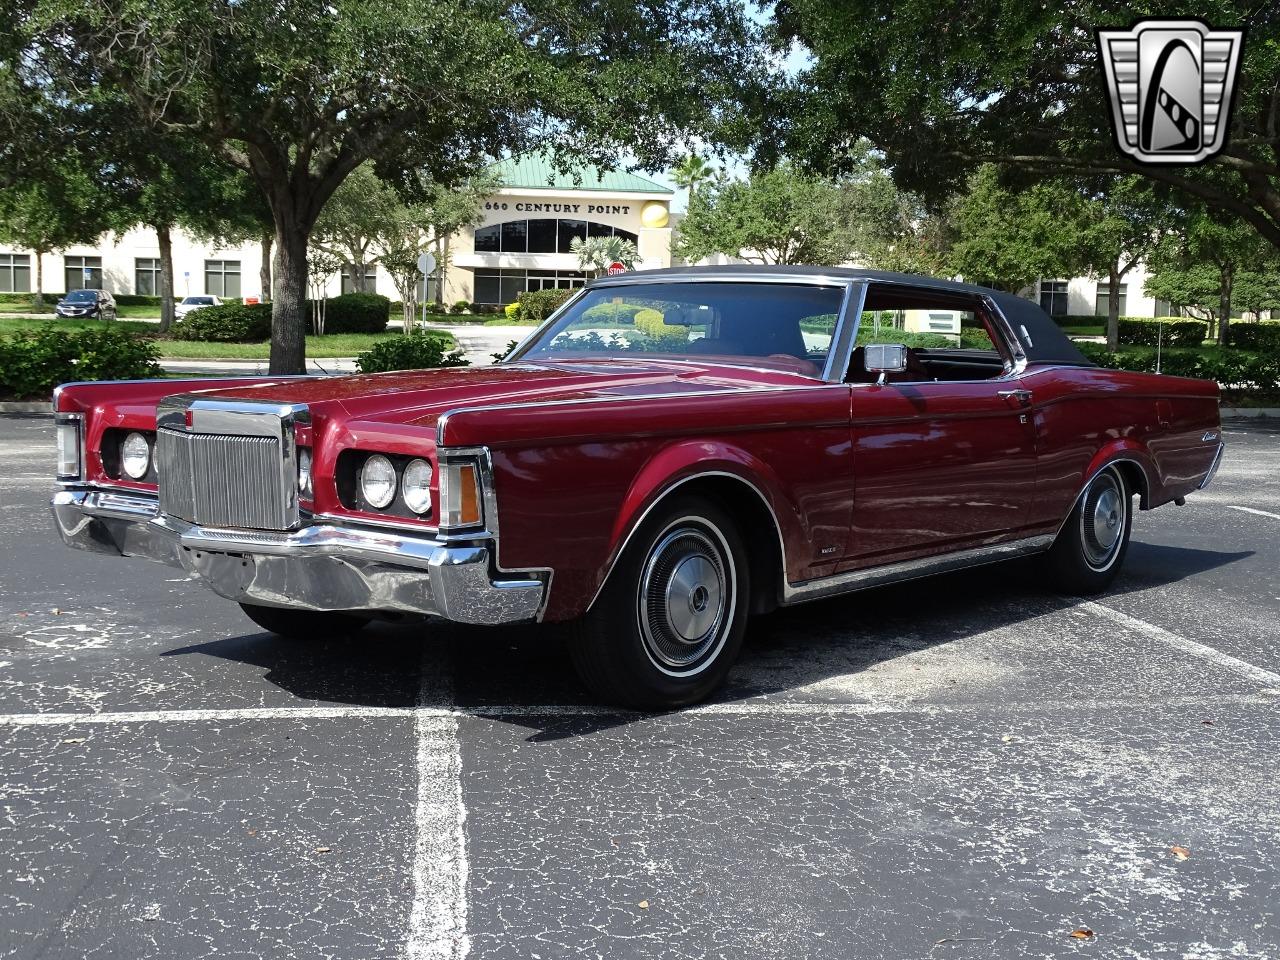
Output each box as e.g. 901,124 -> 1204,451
0,412 -> 1277,959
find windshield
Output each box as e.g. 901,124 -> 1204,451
516,281 -> 846,377
65,290 -> 96,302
184,297 -> 214,305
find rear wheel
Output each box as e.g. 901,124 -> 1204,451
238,603 -> 370,640
1044,465 -> 1133,594
569,496 -> 749,710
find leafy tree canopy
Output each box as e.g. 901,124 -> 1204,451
674,166 -> 858,265
8,0 -> 766,371
770,2 -> 1280,251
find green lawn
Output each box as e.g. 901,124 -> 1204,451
1061,324 -> 1105,336
0,317 -> 158,336
156,330 -> 453,360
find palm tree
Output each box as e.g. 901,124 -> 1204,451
672,154 -> 714,201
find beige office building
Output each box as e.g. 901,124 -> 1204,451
0,155 -> 675,306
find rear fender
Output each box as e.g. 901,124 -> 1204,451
1082,439 -> 1156,511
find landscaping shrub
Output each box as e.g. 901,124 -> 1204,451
0,326 -> 161,400
172,302 -> 272,342
112,294 -> 164,307
492,339 -> 521,363
354,333 -> 469,373
1117,317 -> 1209,348
515,288 -> 574,323
1075,343 -> 1280,402
633,307 -> 687,344
1050,314 -> 1106,327
581,301 -> 646,325
0,292 -> 65,305
1225,321 -> 1280,353
323,292 -> 390,333
504,302 -> 522,322
450,299 -> 470,315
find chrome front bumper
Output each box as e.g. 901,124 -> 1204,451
51,489 -> 546,624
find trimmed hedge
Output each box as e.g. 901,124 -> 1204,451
0,326 -> 161,400
515,288 -> 573,323
633,307 -> 687,344
1117,317 -> 1209,348
172,303 -> 272,342
1077,343 -> 1280,401
324,293 -> 390,333
355,332 -> 469,373
1225,321 -> 1280,352
0,292 -> 65,304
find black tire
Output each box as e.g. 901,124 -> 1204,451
1044,465 -> 1133,594
569,495 -> 750,710
238,603 -> 370,640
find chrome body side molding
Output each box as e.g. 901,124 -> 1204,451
781,534 -> 1055,605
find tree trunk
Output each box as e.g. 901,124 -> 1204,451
33,250 -> 44,308
156,223 -> 176,333
260,232 -> 273,302
1218,263 -> 1234,346
271,223 -> 309,374
435,237 -> 449,307
1106,264 -> 1121,353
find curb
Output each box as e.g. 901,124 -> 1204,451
1221,407 -> 1280,419
0,402 -> 51,414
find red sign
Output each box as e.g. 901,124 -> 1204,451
606,262 -> 627,275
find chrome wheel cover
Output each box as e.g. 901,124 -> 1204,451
1080,469 -> 1126,571
637,522 -> 734,675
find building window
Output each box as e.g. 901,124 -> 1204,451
204,260 -> 241,298
340,264 -> 377,294
1038,280 -> 1068,316
474,219 -> 639,255
1095,282 -> 1127,317
0,253 -> 31,293
135,258 -> 162,296
1153,298 -> 1179,318
473,269 -> 589,304
64,256 -> 103,292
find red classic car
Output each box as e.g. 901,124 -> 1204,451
51,267 -> 1224,708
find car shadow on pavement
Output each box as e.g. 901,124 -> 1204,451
159,542 -> 1251,740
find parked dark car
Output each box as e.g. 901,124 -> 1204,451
55,289 -> 116,320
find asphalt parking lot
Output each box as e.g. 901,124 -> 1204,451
1,413 -> 1278,960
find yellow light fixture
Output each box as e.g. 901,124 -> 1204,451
640,201 -> 669,229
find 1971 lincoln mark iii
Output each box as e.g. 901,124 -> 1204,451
51,267 -> 1224,707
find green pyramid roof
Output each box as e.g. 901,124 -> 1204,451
490,153 -> 672,195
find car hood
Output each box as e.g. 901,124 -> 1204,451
183,359 -> 820,431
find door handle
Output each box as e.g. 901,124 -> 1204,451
998,389 -> 1033,405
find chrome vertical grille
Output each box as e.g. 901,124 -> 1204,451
158,427 -> 293,529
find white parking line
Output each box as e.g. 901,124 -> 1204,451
0,705 -> 411,725
1226,504 -> 1280,521
406,713 -> 469,960
406,650 -> 470,960
1083,601 -> 1280,686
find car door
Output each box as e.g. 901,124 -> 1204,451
838,286 -> 1039,570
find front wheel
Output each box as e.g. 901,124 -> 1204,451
569,496 -> 749,710
239,603 -> 370,640
1043,465 -> 1133,594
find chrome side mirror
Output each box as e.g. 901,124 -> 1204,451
863,343 -> 908,385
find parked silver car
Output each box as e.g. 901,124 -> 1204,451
175,295 -> 222,319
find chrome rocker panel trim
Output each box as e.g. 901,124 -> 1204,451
51,489 -> 546,625
783,534 -> 1055,604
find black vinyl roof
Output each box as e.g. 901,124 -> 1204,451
589,266 -> 1093,367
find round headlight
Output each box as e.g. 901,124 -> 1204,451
298,448 -> 313,498
360,454 -> 397,509
402,459 -> 433,515
121,431 -> 151,479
